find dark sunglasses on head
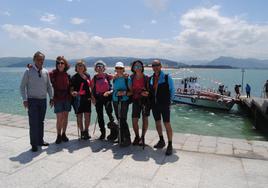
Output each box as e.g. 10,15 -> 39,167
152,64 -> 161,67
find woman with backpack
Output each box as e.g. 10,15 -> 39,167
70,60 -> 92,140
130,60 -> 150,148
49,56 -> 72,144
112,62 -> 132,147
91,60 -> 116,140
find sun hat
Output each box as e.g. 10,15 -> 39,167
115,61 -> 124,68
94,60 -> 106,68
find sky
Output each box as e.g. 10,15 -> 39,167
0,0 -> 268,61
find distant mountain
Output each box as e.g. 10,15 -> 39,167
0,57 -> 55,67
69,57 -> 185,68
2,56 -> 268,69
0,56 -> 186,68
207,56 -> 268,69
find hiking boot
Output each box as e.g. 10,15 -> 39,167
55,135 -> 62,144
132,136 -> 140,146
99,130 -> 106,140
139,136 -> 145,150
153,139 -> 166,149
165,144 -> 173,156
61,133 -> 69,142
120,137 -> 131,147
107,127 -> 118,141
83,130 -> 91,140
80,130 -> 84,140
31,145 -> 38,152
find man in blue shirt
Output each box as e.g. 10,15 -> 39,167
149,60 -> 174,155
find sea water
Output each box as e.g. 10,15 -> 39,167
0,67 -> 267,140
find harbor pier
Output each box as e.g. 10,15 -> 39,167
238,97 -> 268,134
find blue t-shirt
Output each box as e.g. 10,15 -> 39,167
112,77 -> 132,102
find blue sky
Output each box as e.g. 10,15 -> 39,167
0,0 -> 268,61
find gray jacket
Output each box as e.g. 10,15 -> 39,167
20,65 -> 53,101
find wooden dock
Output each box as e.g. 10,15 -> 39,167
238,97 -> 268,133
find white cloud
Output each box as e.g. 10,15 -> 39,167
1,24 -> 177,59
144,0 -> 169,12
70,17 -> 85,25
65,0 -> 80,2
123,24 -> 131,29
40,13 -> 56,23
2,6 -> 268,60
1,11 -> 11,16
175,6 -> 268,60
151,20 -> 157,24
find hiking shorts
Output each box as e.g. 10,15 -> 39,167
76,98 -> 91,114
132,101 -> 150,118
54,100 -> 71,113
152,104 -> 170,123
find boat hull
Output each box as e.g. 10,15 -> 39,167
173,94 -> 235,111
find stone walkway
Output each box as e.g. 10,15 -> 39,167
0,112 -> 268,187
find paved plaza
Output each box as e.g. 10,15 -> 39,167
0,112 -> 268,187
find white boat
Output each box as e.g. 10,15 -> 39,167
172,77 -> 235,111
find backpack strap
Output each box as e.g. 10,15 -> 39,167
125,77 -> 130,92
144,75 -> 149,90
165,74 -> 168,84
105,73 -> 112,91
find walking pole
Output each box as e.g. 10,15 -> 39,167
118,96 -> 122,145
76,116 -> 80,140
92,114 -> 98,136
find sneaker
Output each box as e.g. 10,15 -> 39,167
153,139 -> 166,149
61,133 -> 69,142
41,141 -> 50,146
31,145 -> 38,152
165,144 -> 173,156
83,131 -> 91,140
55,135 -> 62,144
132,136 -> 140,146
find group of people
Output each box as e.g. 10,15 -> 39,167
20,51 -> 175,156
234,81 -> 268,99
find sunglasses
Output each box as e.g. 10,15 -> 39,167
56,61 -> 65,65
96,65 -> 104,68
77,64 -> 84,67
115,67 -> 124,70
133,65 -> 142,69
38,70 -> 41,78
152,64 -> 161,67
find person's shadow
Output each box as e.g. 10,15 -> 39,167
88,139 -> 179,164
9,138 -> 179,165
9,148 -> 43,164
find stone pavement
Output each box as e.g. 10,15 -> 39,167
0,112 -> 268,188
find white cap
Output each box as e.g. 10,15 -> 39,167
115,61 -> 124,68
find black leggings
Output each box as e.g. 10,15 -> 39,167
113,101 -> 130,139
95,95 -> 114,132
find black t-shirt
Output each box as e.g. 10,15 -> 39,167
71,73 -> 91,99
